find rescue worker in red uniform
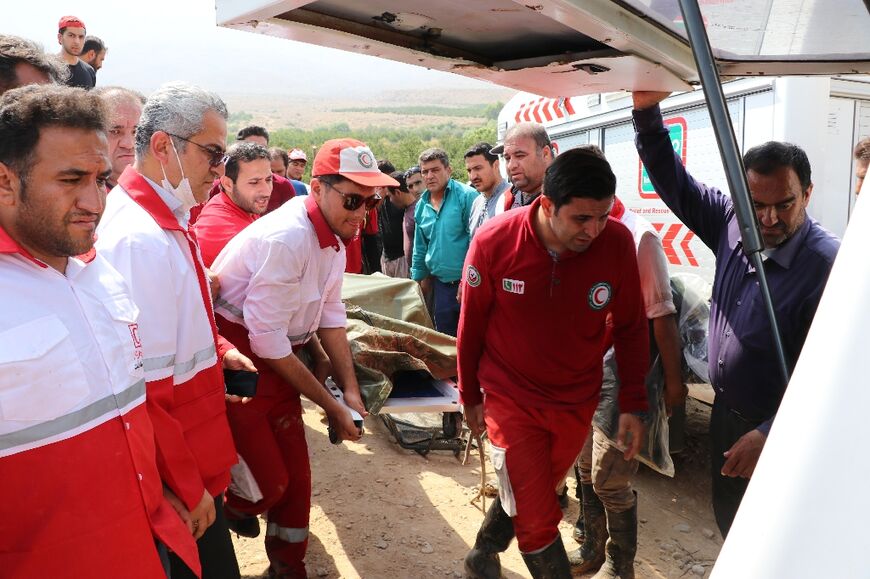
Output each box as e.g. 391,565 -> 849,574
458,149 -> 650,578
0,84 -> 197,578
97,81 -> 256,579
194,141 -> 273,266
210,138 -> 398,578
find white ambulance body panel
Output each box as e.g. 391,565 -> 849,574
497,77 -> 870,284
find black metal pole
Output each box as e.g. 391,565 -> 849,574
676,0 -> 790,385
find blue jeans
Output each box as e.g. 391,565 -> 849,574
433,278 -> 461,337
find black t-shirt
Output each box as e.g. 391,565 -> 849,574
65,60 -> 96,89
378,197 -> 406,260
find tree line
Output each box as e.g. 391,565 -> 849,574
256,120 -> 498,183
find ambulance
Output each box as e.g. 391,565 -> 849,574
497,77 -> 870,284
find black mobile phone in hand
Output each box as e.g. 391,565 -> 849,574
224,369 -> 258,397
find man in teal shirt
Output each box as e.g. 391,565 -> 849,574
411,148 -> 479,336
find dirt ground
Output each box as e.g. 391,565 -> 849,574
232,397 -> 722,579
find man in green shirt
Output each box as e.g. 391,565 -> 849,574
410,148 -> 478,336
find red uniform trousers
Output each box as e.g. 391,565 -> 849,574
484,389 -> 596,553
219,318 -> 311,577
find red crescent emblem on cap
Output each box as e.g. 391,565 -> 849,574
358,151 -> 374,169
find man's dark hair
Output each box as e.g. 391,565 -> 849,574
419,147 -> 449,168
224,142 -> 270,183
743,141 -> 812,192
854,137 -> 870,162
236,125 -> 269,143
405,165 -> 421,178
573,143 -> 606,161
378,159 -> 396,174
389,170 -> 408,192
268,146 -> 289,168
0,35 -> 69,94
0,84 -> 106,187
464,142 -> 498,164
543,148 -> 616,210
82,36 -> 106,55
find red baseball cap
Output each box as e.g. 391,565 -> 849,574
58,16 -> 86,30
312,138 -> 399,187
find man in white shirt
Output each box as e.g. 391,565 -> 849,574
212,138 -> 398,578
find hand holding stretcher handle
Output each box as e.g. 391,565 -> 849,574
325,378 -> 365,444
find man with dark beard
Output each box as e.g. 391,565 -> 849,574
195,142 -> 273,266
0,83 -> 197,578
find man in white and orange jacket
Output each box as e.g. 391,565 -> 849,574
97,82 -> 255,579
0,84 -> 198,578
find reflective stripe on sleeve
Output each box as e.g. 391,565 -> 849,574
143,344 -> 216,379
215,297 -> 243,320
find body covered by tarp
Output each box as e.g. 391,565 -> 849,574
342,274 -> 456,414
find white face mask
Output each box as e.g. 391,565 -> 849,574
160,139 -> 198,213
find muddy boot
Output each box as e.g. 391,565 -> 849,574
592,495 -> 638,579
567,483 -> 606,574
464,497 -> 515,579
572,467 -> 585,544
521,538 -> 572,579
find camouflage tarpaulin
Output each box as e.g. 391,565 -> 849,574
342,274 -> 456,415
342,273 -> 434,329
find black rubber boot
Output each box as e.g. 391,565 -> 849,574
225,505 -> 260,539
464,497 -> 515,579
567,483 -> 606,574
572,467 -> 585,543
592,494 -> 638,579
521,538 -> 572,579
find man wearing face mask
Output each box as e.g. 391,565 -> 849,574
96,82 -> 256,579
211,138 -> 396,578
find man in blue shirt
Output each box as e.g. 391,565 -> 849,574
411,148 -> 478,336
632,91 -> 840,538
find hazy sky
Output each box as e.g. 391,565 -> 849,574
5,0 -> 494,96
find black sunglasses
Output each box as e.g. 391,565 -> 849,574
324,182 -> 382,211
167,133 -> 229,168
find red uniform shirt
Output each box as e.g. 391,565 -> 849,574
457,197 -> 649,412
190,174 -> 296,225
194,192 -> 257,268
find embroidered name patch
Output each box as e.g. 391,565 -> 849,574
588,282 -> 612,310
502,278 -> 525,294
466,265 -> 481,287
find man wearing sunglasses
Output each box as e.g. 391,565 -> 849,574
210,138 -> 397,578
97,81 -> 256,579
